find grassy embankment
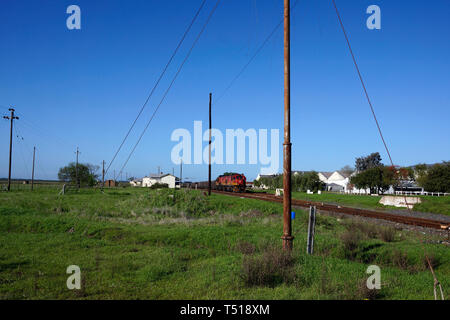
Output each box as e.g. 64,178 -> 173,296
0,188 -> 448,299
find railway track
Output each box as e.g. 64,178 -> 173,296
210,190 -> 450,231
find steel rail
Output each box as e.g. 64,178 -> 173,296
209,190 -> 449,230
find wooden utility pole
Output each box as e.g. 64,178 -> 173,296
180,160 -> 183,188
31,146 -> 36,191
102,160 -> 105,189
3,108 -> 19,191
282,0 -> 294,251
208,92 -> 212,196
75,147 -> 80,189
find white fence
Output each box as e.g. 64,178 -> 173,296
394,191 -> 449,197
338,190 -> 449,197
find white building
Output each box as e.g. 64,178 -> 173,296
318,171 -> 352,192
141,173 -> 178,189
129,179 -> 142,187
254,174 -> 277,189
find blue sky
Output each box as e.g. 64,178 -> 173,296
0,0 -> 449,182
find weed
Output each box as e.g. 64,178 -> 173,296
340,230 -> 363,260
378,226 -> 396,242
356,279 -> 381,300
235,241 -> 256,255
390,249 -> 410,270
344,220 -> 378,239
422,253 -> 440,271
240,245 -> 295,287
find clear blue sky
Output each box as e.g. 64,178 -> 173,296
1,0 -> 449,181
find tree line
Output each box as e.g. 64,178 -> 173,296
253,152 -> 449,194
350,152 -> 449,194
253,171 -> 324,192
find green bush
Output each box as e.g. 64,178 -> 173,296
240,245 -> 295,287
149,183 -> 169,189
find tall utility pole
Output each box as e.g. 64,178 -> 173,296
180,160 -> 183,188
31,146 -> 36,191
102,160 -> 105,189
75,147 -> 80,189
282,0 -> 294,251
3,108 -> 19,191
208,92 -> 212,196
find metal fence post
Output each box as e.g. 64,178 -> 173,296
307,206 -> 316,255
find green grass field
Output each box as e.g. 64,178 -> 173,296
0,187 -> 448,300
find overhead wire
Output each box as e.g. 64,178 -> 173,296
104,0 -> 208,178
13,126 -> 30,178
214,0 -> 300,106
15,121 -> 50,180
330,0 -> 444,299
116,0 -> 222,179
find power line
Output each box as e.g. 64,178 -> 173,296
331,0 -> 393,165
105,0 -> 208,178
116,0 -> 222,178
15,121 -> 50,180
330,0 -> 443,298
214,0 -> 300,106
14,126 -> 31,177
19,117 -> 73,149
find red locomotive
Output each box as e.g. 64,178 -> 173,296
215,173 -> 247,192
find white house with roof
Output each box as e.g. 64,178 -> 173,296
318,171 -> 352,192
141,173 -> 178,189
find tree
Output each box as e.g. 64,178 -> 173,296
254,172 -> 324,192
340,165 -> 355,176
292,171 -> 324,192
415,162 -> 450,193
413,163 -> 428,187
350,166 -> 390,194
58,162 -> 99,187
355,152 -> 382,172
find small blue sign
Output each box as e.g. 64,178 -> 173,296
291,211 -> 296,220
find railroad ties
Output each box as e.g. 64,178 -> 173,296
210,190 -> 449,231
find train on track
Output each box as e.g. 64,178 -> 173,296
215,173 -> 247,192
191,173 -> 247,193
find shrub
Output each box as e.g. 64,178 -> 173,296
356,279 -> 381,300
344,220 -> 396,242
341,230 -> 363,260
240,245 -> 295,287
390,249 -> 409,270
378,226 -> 396,242
148,189 -> 209,217
149,183 -> 169,189
344,221 -> 378,239
422,254 -> 440,271
235,241 -> 256,255
341,230 -> 362,251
